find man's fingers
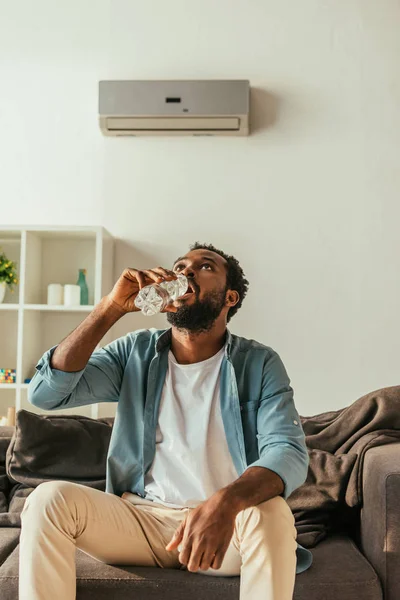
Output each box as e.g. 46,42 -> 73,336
210,554 -> 223,570
165,522 -> 185,551
210,546 -> 228,570
178,542 -> 191,566
142,268 -> 177,284
141,269 -> 168,283
165,535 -> 182,551
124,269 -> 150,290
152,267 -> 178,280
136,272 -> 148,290
165,535 -> 181,551
162,304 -> 178,314
199,550 -> 218,571
177,530 -> 192,566
187,546 -> 204,572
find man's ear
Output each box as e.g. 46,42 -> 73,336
226,290 -> 240,307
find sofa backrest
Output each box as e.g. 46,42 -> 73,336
0,427 -> 15,512
6,411 -> 113,491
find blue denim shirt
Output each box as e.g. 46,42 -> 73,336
29,327 -> 313,574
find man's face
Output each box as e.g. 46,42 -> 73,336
166,249 -> 229,333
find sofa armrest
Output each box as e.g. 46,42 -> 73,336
360,442 -> 400,600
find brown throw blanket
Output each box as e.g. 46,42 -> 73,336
288,385 -> 400,548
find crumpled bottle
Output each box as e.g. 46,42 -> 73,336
134,274 -> 189,316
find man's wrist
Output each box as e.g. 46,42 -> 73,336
214,486 -> 245,517
101,295 -> 127,319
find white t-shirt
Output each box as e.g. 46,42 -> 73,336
144,344 -> 238,508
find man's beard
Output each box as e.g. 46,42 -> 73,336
166,286 -> 227,334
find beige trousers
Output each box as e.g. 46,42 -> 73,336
19,480 -> 298,600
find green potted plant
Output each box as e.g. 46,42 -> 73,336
0,250 -> 18,303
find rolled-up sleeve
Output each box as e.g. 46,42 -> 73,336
247,350 -> 309,500
28,335 -> 132,410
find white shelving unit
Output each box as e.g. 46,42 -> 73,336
0,226 -> 114,421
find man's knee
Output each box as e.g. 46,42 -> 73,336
22,480 -> 82,518
237,496 -> 296,536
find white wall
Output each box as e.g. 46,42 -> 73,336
1,0 -> 399,416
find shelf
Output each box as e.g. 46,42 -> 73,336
0,304 -> 94,312
18,227 -> 101,241
0,388 -> 15,416
23,304 -> 94,312
24,231 -> 97,304
0,384 -> 29,390
22,310 -> 93,382
0,226 -> 115,419
0,234 -> 21,243
0,311 -> 18,383
0,225 -> 106,240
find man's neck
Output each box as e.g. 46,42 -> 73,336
170,323 -> 227,365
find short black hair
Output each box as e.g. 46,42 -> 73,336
188,242 -> 249,323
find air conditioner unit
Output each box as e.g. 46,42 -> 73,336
98,80 -> 250,137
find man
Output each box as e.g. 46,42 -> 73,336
20,242 -> 312,600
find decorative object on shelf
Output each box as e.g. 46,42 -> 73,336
64,284 -> 81,306
0,369 -> 16,384
77,269 -> 89,305
47,283 -> 63,305
0,417 -> 8,426
24,378 -> 32,384
0,248 -> 18,303
7,407 -> 15,427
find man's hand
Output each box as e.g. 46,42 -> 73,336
165,493 -> 236,572
165,467 -> 285,572
107,267 -> 179,315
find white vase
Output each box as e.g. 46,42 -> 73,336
0,282 -> 6,304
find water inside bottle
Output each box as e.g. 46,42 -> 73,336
159,275 -> 188,301
135,275 -> 188,316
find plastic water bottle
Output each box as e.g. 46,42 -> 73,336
134,274 -> 189,316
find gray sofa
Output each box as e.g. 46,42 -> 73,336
0,412 -> 399,600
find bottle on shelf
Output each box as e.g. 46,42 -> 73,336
134,274 -> 188,316
77,269 -> 89,305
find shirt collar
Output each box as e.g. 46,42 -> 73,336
155,327 -> 233,358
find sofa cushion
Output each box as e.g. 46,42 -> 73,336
8,484 -> 34,515
6,410 -> 113,490
0,486 -> 34,528
0,528 -> 20,569
0,534 -> 382,600
0,427 -> 15,513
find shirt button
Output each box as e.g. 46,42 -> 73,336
293,420 -> 299,425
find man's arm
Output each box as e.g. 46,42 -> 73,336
51,264 -> 178,372
29,266 -> 179,410
211,349 -> 306,510
50,296 -> 126,372
166,466 -> 284,572
248,349 -> 309,500
218,465 -> 284,512
29,300 -> 130,410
